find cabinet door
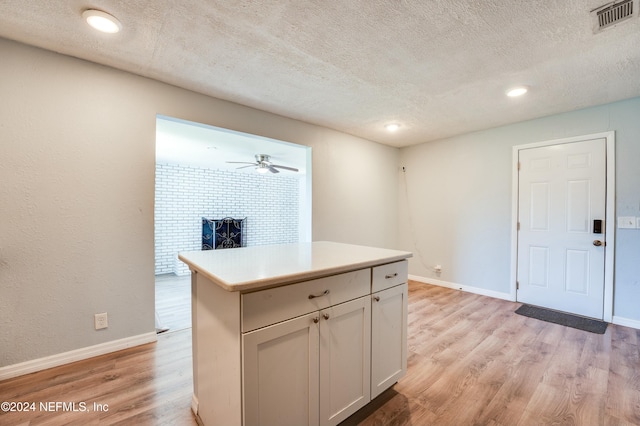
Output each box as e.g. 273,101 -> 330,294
243,312 -> 320,426
371,283 -> 408,399
319,296 -> 371,426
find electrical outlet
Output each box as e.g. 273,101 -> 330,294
94,312 -> 108,330
434,264 -> 442,273
618,216 -> 636,229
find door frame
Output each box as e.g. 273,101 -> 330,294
509,131 -> 616,322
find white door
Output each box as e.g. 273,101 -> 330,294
371,283 -> 407,399
319,297 -> 371,426
243,312 -> 320,426
517,138 -> 606,319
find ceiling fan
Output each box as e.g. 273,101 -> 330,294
227,154 -> 299,174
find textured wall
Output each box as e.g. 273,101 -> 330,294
155,163 -> 300,276
398,97 -> 640,323
0,40 -> 155,367
0,38 -> 399,368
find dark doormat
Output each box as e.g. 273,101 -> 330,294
515,304 -> 608,334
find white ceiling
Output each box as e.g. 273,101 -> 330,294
1,1 -> 640,148
156,116 -> 308,174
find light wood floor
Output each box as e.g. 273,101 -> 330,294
0,329 -> 196,425
155,274 -> 191,333
2,281 -> 639,425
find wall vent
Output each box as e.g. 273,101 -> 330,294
591,0 -> 638,32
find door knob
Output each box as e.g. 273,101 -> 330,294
593,240 -> 604,247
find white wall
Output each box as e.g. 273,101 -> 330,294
398,97 -> 640,323
155,163 -> 300,276
0,38 -> 399,368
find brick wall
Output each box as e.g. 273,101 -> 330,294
155,163 -> 300,276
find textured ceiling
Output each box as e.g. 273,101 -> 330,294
1,0 -> 640,147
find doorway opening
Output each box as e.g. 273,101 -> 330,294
154,115 -> 312,333
510,131 -> 615,322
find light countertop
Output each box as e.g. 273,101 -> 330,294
178,241 -> 413,292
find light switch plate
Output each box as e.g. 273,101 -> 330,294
618,216 -> 636,229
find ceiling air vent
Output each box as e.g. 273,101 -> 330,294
591,0 -> 638,32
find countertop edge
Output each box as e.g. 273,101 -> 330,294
179,252 -> 412,293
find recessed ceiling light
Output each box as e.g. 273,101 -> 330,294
385,123 -> 400,132
506,86 -> 528,97
82,9 -> 122,34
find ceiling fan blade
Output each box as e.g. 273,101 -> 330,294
268,166 -> 280,173
236,165 -> 256,169
226,161 -> 257,165
271,164 -> 299,172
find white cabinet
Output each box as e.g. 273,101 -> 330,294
371,283 -> 408,399
371,260 -> 408,293
320,297 -> 371,425
371,261 -> 408,399
187,256 -> 409,426
242,296 -> 371,426
243,312 -> 320,426
242,269 -> 371,333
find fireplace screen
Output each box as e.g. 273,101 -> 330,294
202,217 -> 246,250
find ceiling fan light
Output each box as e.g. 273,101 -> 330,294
83,9 -> 122,34
256,165 -> 269,174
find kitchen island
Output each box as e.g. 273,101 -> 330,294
179,241 -> 412,426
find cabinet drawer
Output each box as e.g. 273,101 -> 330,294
372,260 -> 408,293
242,268 -> 371,332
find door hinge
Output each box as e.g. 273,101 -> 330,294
516,281 -> 519,290
517,162 -> 521,171
517,222 -> 520,231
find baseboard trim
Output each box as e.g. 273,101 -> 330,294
0,332 -> 157,381
193,394 -> 206,426
409,274 -> 513,302
191,394 -> 199,416
612,316 -> 640,330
